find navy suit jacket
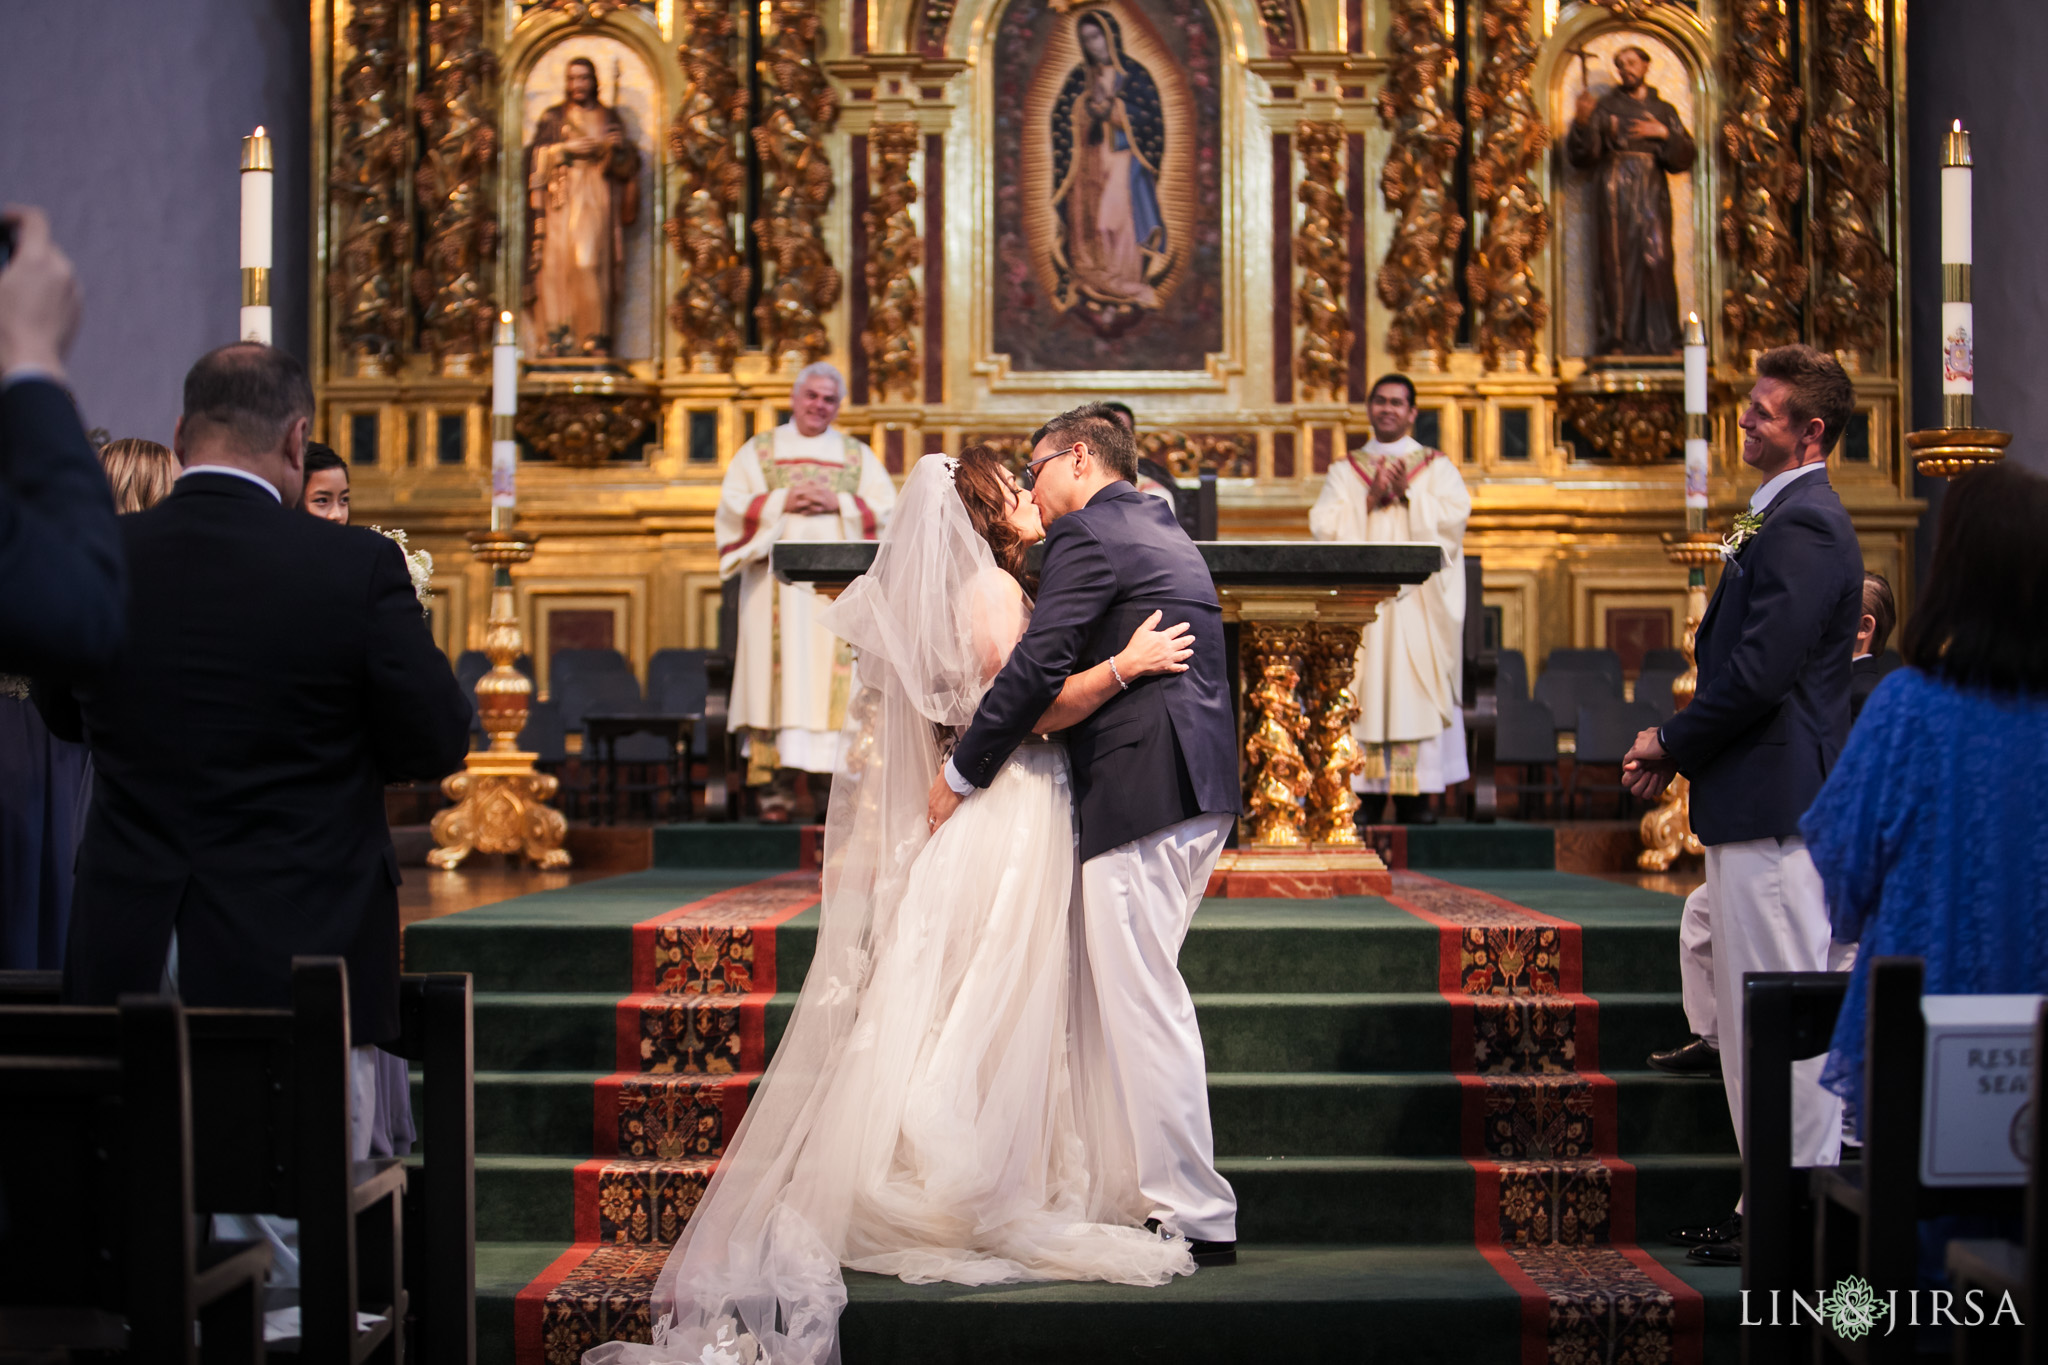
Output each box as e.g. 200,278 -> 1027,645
0,378 -> 124,673
951,481 -> 1241,861
1660,469 -> 1862,846
46,475 -> 473,1042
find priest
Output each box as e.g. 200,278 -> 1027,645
1309,373 -> 1471,824
716,363 -> 895,820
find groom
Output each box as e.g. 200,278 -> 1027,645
927,402 -> 1243,1265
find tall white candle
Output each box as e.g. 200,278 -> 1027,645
1683,312 -> 1708,528
239,126 -> 274,344
492,312 -> 518,518
1940,121 -> 1974,426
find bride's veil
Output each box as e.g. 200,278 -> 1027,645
588,454 -> 997,1365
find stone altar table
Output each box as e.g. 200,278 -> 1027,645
773,540 -> 1441,897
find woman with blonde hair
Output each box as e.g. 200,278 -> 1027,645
97,437 -> 176,515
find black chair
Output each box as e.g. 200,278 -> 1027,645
1495,648 -> 1529,703
0,993 -> 272,1363
1640,647 -> 1689,675
1946,999 -> 2045,1365
1495,697 -> 1562,817
1543,647 -> 1626,694
1459,556 -> 1497,823
1633,667 -> 1683,720
1812,958 -> 2018,1365
647,648 -> 737,823
1741,971 -> 1851,1365
0,958 -> 409,1364
1532,667 -> 1621,738
1569,698 -> 1663,816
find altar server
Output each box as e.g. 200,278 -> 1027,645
715,362 -> 895,820
1309,373 -> 1470,825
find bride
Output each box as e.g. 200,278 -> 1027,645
586,448 -> 1199,1365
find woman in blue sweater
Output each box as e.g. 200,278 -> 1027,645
1801,460 -> 2048,1127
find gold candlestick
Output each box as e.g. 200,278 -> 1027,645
1911,121 -> 2008,478
429,529 -> 572,870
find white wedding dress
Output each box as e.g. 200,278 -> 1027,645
585,457 -> 1191,1365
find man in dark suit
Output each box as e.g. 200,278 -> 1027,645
1623,344 -> 1863,1266
1850,570 -> 1897,722
46,343 -> 472,1154
927,402 -> 1243,1264
0,207 -> 123,674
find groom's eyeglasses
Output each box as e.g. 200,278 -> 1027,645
1020,445 -> 1079,490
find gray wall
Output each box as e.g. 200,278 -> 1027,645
0,0 -> 309,443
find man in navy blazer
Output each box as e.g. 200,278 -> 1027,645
928,403 -> 1243,1264
1623,344 -> 1863,1265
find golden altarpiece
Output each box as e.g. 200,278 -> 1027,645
312,0 -> 1916,701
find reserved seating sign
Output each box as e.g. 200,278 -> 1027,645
1920,995 -> 2040,1187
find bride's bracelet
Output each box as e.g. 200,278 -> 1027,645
1109,654 -> 1130,691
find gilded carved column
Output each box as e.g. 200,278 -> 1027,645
413,0 -> 498,375
863,123 -> 923,402
1466,0 -> 1548,369
1304,624 -> 1366,846
1242,625 -> 1314,847
753,0 -> 842,366
1377,0 -> 1465,369
669,0 -> 750,371
1719,0 -> 1805,355
1810,0 -> 1896,359
329,0 -> 410,374
1294,121 -> 1350,401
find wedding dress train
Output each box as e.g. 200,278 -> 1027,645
584,456 -> 1190,1365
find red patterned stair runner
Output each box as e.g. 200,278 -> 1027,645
515,872 -> 821,1365
1387,872 -> 1703,1365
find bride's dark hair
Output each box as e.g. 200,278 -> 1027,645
953,445 -> 1037,590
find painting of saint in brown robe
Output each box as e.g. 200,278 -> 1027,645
523,56 -> 642,358
1565,46 -> 1696,356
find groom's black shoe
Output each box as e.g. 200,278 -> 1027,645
1647,1037 -> 1721,1077
1145,1219 -> 1237,1267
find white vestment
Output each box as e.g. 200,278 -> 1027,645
1309,435 -> 1472,794
716,425 -> 895,773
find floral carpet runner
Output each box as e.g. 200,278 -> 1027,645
1386,872 -> 1704,1365
515,872 -> 822,1365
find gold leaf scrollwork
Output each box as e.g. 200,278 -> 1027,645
863,124 -> 923,402
413,0 -> 499,373
526,0 -> 645,22
1466,0 -> 1549,369
1256,0 -> 1299,54
329,0 -> 411,372
1243,624 -> 1313,847
917,0 -> 957,55
1294,121 -> 1351,402
1811,0 -> 1896,358
753,0 -> 842,366
1558,392 -> 1682,465
515,393 -> 659,466
1377,0 -> 1465,370
668,0 -> 750,371
1720,0 -> 1806,355
1304,624 -> 1366,845
1138,431 -> 1255,480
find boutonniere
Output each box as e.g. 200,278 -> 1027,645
1720,510 -> 1765,562
371,525 -> 435,616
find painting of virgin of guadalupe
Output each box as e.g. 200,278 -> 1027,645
997,0 -> 1219,370
1051,10 -> 1169,309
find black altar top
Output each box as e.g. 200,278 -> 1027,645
771,539 -> 1442,590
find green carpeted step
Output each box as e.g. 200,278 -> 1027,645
466,1071 -> 606,1155
1206,1072 -> 1737,1158
1175,904 -> 1440,993
1401,822 -> 1555,869
476,1237 -> 1743,1365
653,823 -> 806,869
1191,991 -> 1694,1073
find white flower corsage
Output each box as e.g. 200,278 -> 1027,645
371,525 -> 435,615
1719,510 -> 1765,563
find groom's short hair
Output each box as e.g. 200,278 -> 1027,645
1033,403 -> 1138,484
1754,344 -> 1855,455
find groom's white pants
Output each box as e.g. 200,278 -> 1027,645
1079,811 -> 1237,1243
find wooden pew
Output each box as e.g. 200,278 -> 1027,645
384,973 -> 477,1365
1741,969 -> 1850,1365
0,958 -> 408,1364
0,993 -> 272,1362
1812,957 -> 2018,1364
1944,998 -> 2045,1365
